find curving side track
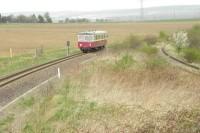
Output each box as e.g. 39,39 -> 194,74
161,47 -> 200,72
0,52 -> 85,88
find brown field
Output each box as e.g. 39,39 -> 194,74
0,21 -> 199,55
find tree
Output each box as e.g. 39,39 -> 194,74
17,15 -> 27,23
30,14 -> 38,23
65,18 -> 69,23
172,31 -> 189,53
44,12 -> 52,23
38,15 -> 45,23
1,16 -> 7,23
7,15 -> 15,23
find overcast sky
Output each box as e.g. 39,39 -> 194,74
0,0 -> 200,13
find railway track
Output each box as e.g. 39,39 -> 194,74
0,52 -> 85,88
161,47 -> 200,73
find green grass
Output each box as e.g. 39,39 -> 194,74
19,97 -> 35,108
0,48 -> 78,76
188,24 -> 200,48
145,57 -> 167,70
0,114 -> 15,132
140,44 -> 158,55
20,81 -> 125,132
114,54 -> 135,70
182,48 -> 200,63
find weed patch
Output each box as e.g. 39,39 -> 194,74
109,35 -> 144,51
188,24 -> 200,48
140,44 -> 158,55
19,97 -> 35,108
182,48 -> 200,63
114,54 -> 135,70
145,57 -> 167,70
0,114 -> 15,132
143,35 -> 158,45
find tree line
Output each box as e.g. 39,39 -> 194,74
58,18 -> 90,23
58,18 -> 110,23
0,12 -> 52,23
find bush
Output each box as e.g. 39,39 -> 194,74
188,25 -> 200,48
110,35 -> 144,51
143,35 -> 158,45
109,42 -> 127,50
140,45 -> 158,55
124,35 -> 143,49
114,54 -> 135,70
172,31 -> 189,53
159,31 -> 169,41
183,48 -> 200,63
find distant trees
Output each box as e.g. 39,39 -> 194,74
63,18 -> 90,23
30,14 -> 38,23
44,12 -> 52,23
38,15 -> 45,23
0,12 -> 53,23
95,19 -> 109,23
58,18 -> 110,23
56,18 -> 113,24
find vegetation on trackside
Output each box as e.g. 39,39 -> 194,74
183,25 -> 200,63
0,48 -> 78,76
2,34 -> 200,132
169,24 -> 200,63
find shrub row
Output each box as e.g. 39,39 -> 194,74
183,48 -> 200,63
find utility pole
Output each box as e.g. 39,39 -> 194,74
140,0 -> 144,21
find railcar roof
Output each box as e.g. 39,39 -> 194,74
78,31 -> 107,35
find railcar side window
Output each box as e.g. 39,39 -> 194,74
85,36 -> 89,41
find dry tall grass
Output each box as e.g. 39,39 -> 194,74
1,38 -> 200,132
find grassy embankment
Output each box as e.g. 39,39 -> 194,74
0,48 -> 78,77
1,34 -> 200,132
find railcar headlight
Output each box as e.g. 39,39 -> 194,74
80,44 -> 82,47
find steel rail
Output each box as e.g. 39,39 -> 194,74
0,52 -> 84,87
161,47 -> 200,71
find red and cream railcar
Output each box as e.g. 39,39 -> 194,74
77,31 -> 108,53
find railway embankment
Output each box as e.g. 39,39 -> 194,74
0,53 -> 94,114
1,35 -> 200,132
